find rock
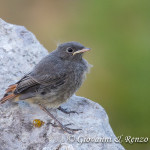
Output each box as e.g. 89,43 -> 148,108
0,19 -> 125,150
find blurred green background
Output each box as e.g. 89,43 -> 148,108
0,0 -> 150,149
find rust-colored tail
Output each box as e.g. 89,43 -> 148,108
0,93 -> 17,104
6,84 -> 17,93
0,84 -> 18,104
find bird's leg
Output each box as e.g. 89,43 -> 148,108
38,104 -> 81,134
57,106 -> 78,115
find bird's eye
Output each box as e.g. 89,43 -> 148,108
66,47 -> 74,53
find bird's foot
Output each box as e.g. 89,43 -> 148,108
39,104 -> 81,134
50,122 -> 81,134
58,106 -> 79,115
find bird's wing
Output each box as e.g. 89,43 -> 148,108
14,74 -> 40,94
14,72 -> 67,94
0,72 -> 67,103
0,73 -> 38,104
0,54 -> 68,103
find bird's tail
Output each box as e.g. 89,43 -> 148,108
0,84 -> 18,104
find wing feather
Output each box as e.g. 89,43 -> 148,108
14,73 -> 67,94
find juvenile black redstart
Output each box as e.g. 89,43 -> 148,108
0,41 -> 91,134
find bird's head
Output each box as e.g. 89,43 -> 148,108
55,41 -> 91,61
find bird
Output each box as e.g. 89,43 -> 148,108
0,41 -> 91,134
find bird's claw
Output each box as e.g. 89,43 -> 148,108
58,106 -> 79,115
50,121 -> 81,134
60,124 -> 82,134
64,123 -> 73,126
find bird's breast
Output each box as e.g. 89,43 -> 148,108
32,60 -> 90,108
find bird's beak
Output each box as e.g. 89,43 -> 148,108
73,48 -> 91,55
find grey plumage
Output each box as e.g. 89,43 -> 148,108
0,41 -> 91,133
8,41 -> 91,108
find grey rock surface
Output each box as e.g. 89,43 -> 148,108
0,19 -> 125,150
